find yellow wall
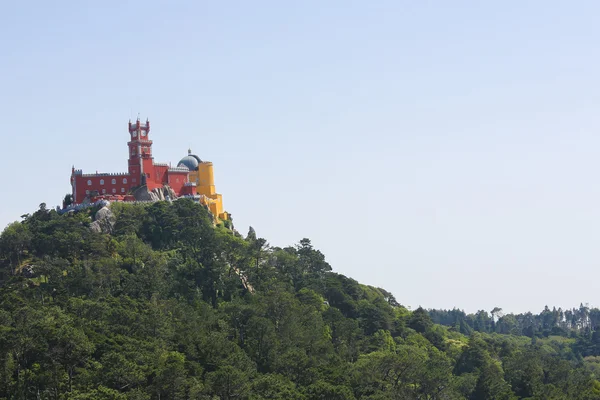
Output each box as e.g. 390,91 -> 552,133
193,162 -> 227,220
197,162 -> 216,196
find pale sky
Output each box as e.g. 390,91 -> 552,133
2,1 -> 600,314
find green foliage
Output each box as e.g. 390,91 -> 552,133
0,199 -> 597,399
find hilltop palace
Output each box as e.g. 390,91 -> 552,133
68,117 -> 228,221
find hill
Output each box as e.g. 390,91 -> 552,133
1,200 -> 599,399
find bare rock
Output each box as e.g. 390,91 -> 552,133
153,187 -> 165,201
132,185 -> 178,202
164,185 -> 177,200
91,206 -> 116,234
90,221 -> 102,233
132,186 -> 156,201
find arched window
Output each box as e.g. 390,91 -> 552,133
111,179 -> 116,184
87,180 -> 92,186
123,178 -> 127,184
102,189 -> 106,194
100,179 -> 104,185
86,190 -> 90,195
121,188 -> 125,193
112,188 -> 116,194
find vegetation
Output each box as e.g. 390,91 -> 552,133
0,199 -> 599,399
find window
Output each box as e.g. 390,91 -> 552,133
86,190 -> 90,195
102,189 -> 106,194
111,179 -> 116,184
132,178 -> 137,183
87,180 -> 92,186
123,178 -> 127,184
121,188 -> 125,193
112,188 -> 116,194
100,179 -> 104,185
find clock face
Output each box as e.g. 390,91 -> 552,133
141,129 -> 146,136
132,130 -> 138,137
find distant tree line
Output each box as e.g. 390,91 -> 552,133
430,304 -> 600,358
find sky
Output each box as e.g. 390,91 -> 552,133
1,1 -> 600,314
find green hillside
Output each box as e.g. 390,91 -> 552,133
0,200 -> 599,399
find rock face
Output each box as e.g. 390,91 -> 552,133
133,185 -> 177,202
152,185 -> 177,201
132,186 -> 154,201
90,206 -> 116,234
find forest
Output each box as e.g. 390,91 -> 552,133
1,199 -> 600,399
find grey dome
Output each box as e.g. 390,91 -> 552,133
177,149 -> 202,171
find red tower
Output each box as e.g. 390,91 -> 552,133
127,118 -> 152,187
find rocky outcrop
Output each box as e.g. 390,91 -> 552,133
152,185 -> 177,201
132,185 -> 177,202
90,206 -> 116,234
132,185 -> 155,201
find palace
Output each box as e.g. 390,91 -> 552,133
69,117 -> 228,220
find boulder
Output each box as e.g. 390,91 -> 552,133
91,206 -> 116,234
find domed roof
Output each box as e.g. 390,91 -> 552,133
177,149 -> 202,171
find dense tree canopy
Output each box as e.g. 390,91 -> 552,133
0,199 -> 599,399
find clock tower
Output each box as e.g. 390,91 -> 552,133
127,117 -> 152,185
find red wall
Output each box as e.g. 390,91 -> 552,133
180,185 -> 197,196
153,165 -> 169,185
167,171 -> 188,195
74,174 -> 133,203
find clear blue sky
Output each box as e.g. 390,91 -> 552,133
2,1 -> 600,314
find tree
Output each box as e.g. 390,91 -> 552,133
250,374 -> 303,400
491,307 -> 503,331
304,380 -> 355,400
153,351 -> 188,400
408,307 -> 433,333
470,361 -> 514,400
0,222 -> 31,275
206,366 -> 251,400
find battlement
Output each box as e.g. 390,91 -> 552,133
79,172 -> 131,177
128,117 -> 150,132
169,167 -> 189,173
